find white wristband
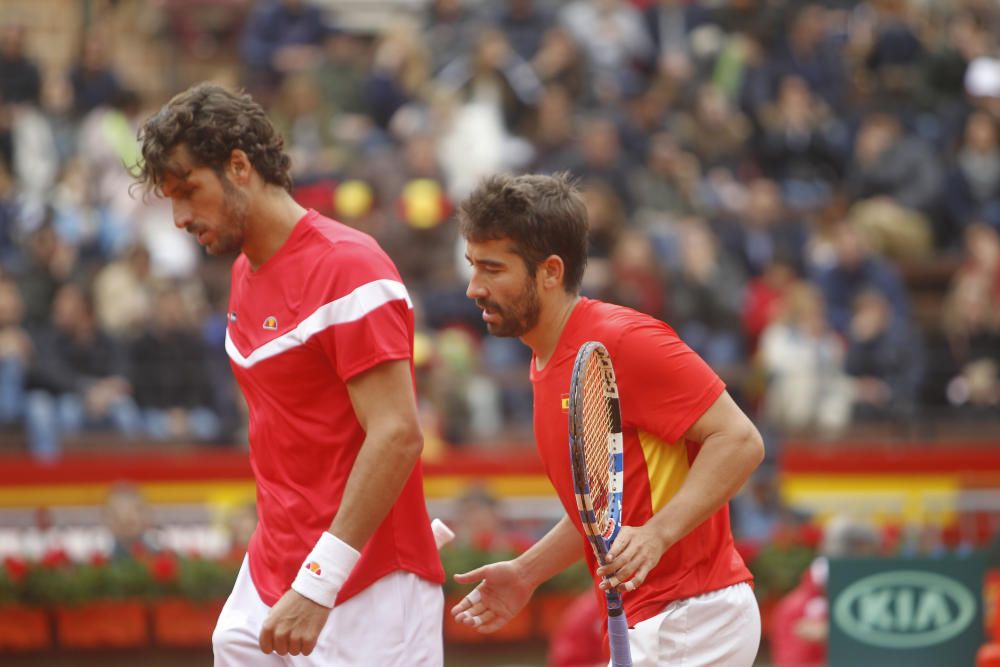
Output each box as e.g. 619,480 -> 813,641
431,518 -> 455,549
291,532 -> 360,608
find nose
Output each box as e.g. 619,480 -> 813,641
172,201 -> 192,231
466,273 -> 487,300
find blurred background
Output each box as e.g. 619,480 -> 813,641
0,0 -> 999,665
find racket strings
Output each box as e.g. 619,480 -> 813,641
582,358 -> 613,534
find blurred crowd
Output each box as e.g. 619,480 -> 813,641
1,0 -> 1000,460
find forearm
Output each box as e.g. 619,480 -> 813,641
647,430 -> 763,546
514,515 -> 583,590
328,427 -> 422,551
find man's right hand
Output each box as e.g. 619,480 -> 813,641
450,560 -> 535,634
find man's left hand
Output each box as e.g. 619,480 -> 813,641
259,589 -> 331,656
595,524 -> 670,593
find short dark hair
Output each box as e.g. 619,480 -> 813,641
458,173 -> 588,293
134,82 -> 292,193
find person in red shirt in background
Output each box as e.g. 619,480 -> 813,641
769,515 -> 881,667
135,82 -> 443,666
451,173 -> 765,666
548,590 -> 608,667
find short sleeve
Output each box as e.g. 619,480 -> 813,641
308,242 -> 414,381
612,321 -> 725,444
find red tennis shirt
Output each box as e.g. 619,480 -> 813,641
225,209 -> 444,606
531,298 -> 752,625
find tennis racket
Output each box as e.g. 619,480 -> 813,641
568,341 -> 633,667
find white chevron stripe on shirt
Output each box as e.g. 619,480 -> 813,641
225,278 -> 412,368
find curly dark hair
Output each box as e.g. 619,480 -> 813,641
458,172 -> 588,293
133,82 -> 292,193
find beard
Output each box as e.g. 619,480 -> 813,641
478,276 -> 541,338
205,178 -> 250,256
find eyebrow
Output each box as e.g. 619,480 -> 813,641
465,254 -> 506,269
160,168 -> 193,196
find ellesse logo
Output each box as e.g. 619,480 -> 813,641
304,562 -> 322,576
263,316 -> 278,331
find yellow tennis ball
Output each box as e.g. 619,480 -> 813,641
336,179 -> 374,219
413,330 -> 434,368
402,179 -> 445,229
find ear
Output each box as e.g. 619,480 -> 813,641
539,254 -> 565,291
226,149 -> 252,186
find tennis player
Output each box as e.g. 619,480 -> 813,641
452,173 -> 764,666
135,83 -> 444,666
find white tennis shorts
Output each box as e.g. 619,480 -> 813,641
213,555 -> 444,666
617,582 -> 761,667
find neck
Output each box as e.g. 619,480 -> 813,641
524,292 -> 580,370
242,188 -> 308,270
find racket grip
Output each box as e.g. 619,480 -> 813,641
607,609 -> 633,667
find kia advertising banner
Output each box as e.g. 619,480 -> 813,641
828,555 -> 985,667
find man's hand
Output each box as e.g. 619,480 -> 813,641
451,560 -> 536,633
259,589 -> 331,656
596,523 -> 670,593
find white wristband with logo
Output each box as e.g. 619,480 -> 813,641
291,532 -> 360,608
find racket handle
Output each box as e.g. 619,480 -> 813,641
607,605 -> 633,667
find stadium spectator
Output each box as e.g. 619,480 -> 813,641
844,112 -> 939,259
6,95 -> 59,212
571,115 -> 635,211
667,218 -> 746,370
269,74 -> 341,181
559,0 -> 653,103
129,284 -> 221,442
15,223 -> 79,327
103,481 -> 160,560
424,0 -> 483,74
642,0 -> 710,86
939,231 -> 1000,413
944,111 -> 1000,244
68,31 -> 122,118
526,84 -> 578,174
363,19 -> 431,130
240,0 -> 328,96
435,26 -> 543,132
631,132 -> 702,228
0,276 -> 29,427
0,160 -> 19,266
531,26 -> 587,100
0,24 -> 41,106
844,289 -> 924,421
448,485 -> 532,555
670,83 -> 752,171
770,4 -> 846,112
601,228 -> 668,321
741,256 -> 798,356
92,243 -> 157,339
809,221 -> 911,335
493,0 -> 554,62
754,75 -> 846,205
24,282 -> 141,459
716,177 -> 809,278
311,28 -> 368,117
759,282 -> 853,435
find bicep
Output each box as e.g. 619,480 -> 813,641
345,359 -> 420,438
682,390 -> 759,448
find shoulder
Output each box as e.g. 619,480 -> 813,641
292,217 -> 408,311
583,299 -> 680,349
302,216 -> 401,282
